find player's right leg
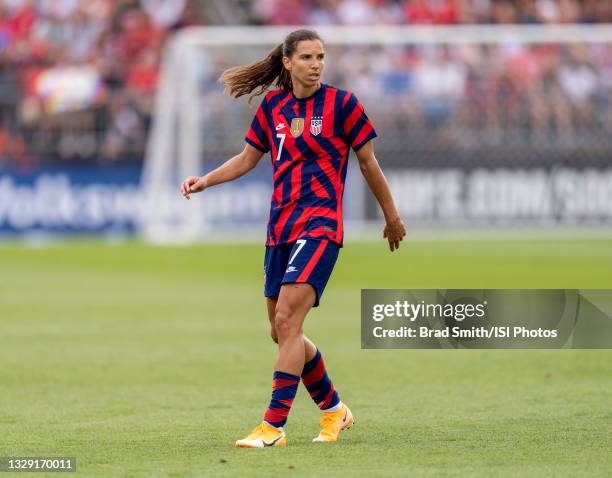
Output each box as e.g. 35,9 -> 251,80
236,240 -> 351,448
268,240 -> 353,442
236,283 -> 315,448
267,317 -> 354,444
267,297 -> 317,362
236,244 -> 312,448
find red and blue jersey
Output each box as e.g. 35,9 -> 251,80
245,83 -> 377,247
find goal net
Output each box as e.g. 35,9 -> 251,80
141,25 -> 612,243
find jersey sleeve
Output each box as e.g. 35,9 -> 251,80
341,92 -> 378,151
245,99 -> 271,153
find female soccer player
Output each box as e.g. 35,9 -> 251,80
180,29 -> 406,448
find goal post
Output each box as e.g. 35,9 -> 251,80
141,25 -> 612,243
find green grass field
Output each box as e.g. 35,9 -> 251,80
1,238 -> 611,477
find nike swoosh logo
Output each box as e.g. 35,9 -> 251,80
263,434 -> 283,447
342,411 -> 348,423
275,123 -> 286,131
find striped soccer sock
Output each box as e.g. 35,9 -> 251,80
263,371 -> 300,428
301,349 -> 341,411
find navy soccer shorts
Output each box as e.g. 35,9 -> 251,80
264,238 -> 340,307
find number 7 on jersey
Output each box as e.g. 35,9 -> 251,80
275,133 -> 286,161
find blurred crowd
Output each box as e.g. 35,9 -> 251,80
252,0 -> 612,26
201,40 -> 612,162
0,0 -> 611,168
327,41 -> 612,154
0,0 -> 198,167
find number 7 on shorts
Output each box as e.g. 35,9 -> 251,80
289,239 -> 307,265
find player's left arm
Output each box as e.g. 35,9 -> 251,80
355,140 -> 406,251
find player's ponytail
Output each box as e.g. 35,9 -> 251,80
218,29 -> 322,104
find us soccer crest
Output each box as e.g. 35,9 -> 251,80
310,116 -> 323,136
290,118 -> 304,138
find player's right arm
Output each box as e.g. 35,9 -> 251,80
180,143 -> 265,200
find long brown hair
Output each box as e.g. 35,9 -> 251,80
218,29 -> 323,104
